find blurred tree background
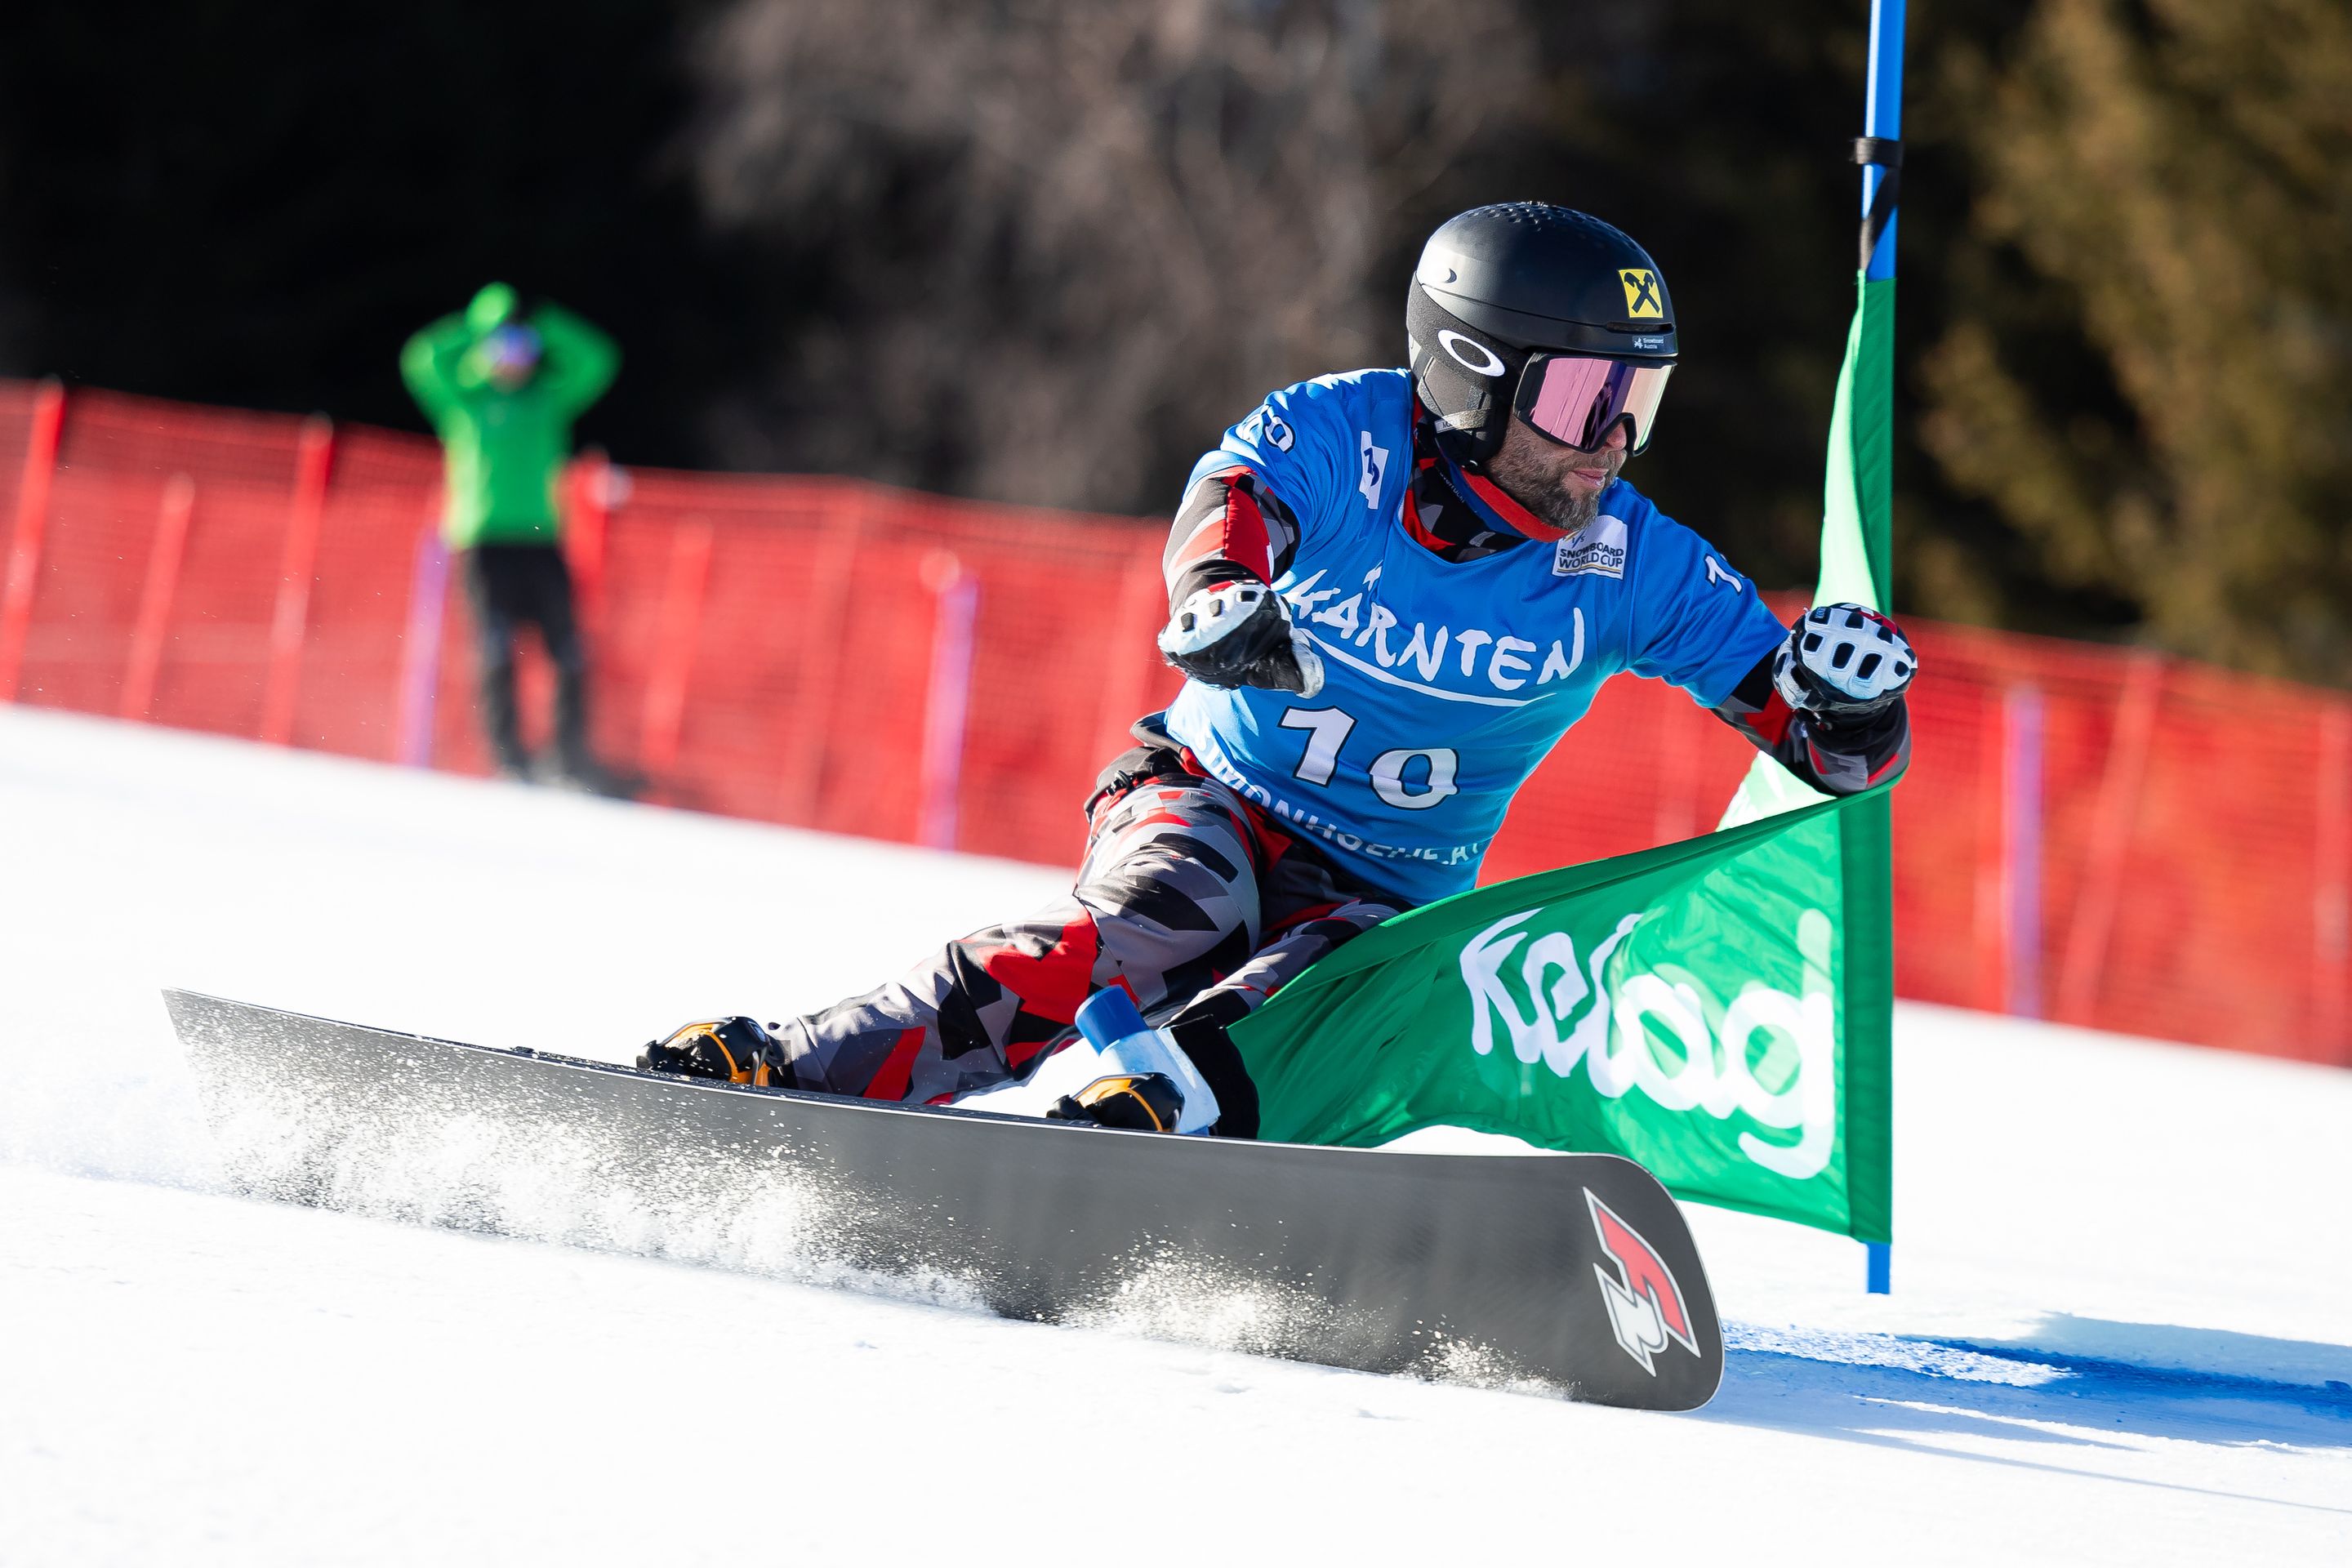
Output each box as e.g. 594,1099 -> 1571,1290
0,0 -> 2344,680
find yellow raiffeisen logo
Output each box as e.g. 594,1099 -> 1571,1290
1619,269 -> 1664,318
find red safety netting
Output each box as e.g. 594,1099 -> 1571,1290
4,380 -> 2346,1066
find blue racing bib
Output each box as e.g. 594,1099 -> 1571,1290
1164,368 -> 1785,905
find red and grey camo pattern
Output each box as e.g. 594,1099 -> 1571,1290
774,766 -> 1400,1112
1161,465 -> 1303,610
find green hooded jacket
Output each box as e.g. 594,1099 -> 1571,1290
401,283 -> 620,548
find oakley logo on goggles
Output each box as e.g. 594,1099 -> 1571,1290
1515,353 -> 1673,453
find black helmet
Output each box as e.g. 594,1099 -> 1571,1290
1408,203 -> 1677,466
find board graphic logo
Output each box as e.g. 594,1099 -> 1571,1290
1586,1188 -> 1699,1375
1619,269 -> 1664,318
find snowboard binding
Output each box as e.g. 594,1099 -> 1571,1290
1046,1071 -> 1187,1132
637,1016 -> 791,1088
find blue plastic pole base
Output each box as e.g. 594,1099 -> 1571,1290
1076,987 -> 1151,1052
1865,1241 -> 1892,1294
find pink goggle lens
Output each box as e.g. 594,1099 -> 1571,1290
1520,355 -> 1673,452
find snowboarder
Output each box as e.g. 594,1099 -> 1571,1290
644,203 -> 1916,1135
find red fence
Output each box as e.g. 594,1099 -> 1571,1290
4,379 -> 2347,1066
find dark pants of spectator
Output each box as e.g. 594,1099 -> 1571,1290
461,544 -> 589,775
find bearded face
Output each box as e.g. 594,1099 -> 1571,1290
1481,410 -> 1630,537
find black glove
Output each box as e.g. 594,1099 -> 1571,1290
1156,581 -> 1324,697
1773,604 -> 1917,723
637,1017 -> 791,1087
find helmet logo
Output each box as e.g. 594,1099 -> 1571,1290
1437,329 -> 1506,379
1619,270 -> 1664,318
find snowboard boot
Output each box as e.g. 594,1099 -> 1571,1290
638,1017 -> 793,1087
1046,1071 -> 1187,1132
1164,991 -> 1260,1138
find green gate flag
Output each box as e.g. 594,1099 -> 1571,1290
1229,787 -> 1891,1241
1724,273 -> 1896,828
1229,274 -> 1899,1245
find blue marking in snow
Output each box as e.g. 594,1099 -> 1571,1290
1930,1340 -> 2352,1414
1724,1321 -> 2352,1415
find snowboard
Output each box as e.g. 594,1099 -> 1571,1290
165,989 -> 1723,1410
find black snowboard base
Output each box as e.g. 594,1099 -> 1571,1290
164,990 -> 1723,1410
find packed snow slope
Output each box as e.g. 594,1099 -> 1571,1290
2,706 -> 2345,1566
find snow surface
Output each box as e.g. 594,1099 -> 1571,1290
2,705 -> 2346,1566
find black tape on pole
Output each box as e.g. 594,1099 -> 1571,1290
1853,136 -> 1903,270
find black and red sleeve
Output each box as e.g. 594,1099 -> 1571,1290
1712,650 -> 1912,795
1160,466 -> 1303,612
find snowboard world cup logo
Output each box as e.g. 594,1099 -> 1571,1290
1585,1188 -> 1699,1374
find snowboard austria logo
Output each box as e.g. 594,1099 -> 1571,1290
1459,906 -> 1838,1180
1585,1189 -> 1699,1375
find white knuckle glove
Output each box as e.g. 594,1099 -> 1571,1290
1157,581 -> 1324,698
1773,603 -> 1916,719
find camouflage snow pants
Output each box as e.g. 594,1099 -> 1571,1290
773,754 -> 1405,1138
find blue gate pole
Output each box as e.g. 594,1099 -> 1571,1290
1862,0 -> 1905,283
1861,0 -> 1905,1298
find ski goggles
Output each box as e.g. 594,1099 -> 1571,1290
1514,353 -> 1673,453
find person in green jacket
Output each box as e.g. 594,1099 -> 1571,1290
402,283 -> 621,787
